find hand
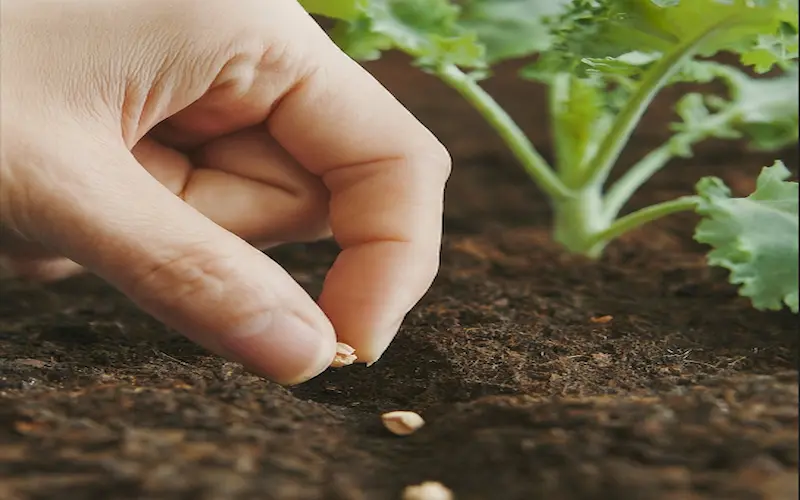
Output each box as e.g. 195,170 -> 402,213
0,0 -> 451,385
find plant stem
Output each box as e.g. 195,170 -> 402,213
603,106 -> 742,221
437,64 -> 573,201
549,73 -> 573,180
552,185 -> 608,257
603,145 -> 673,221
586,196 -> 700,250
582,18 -> 737,188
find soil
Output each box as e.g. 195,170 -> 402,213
1,53 -> 798,500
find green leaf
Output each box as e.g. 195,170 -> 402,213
694,161 -> 799,313
729,66 -> 800,150
667,93 -> 742,156
299,0 -> 367,20
741,26 -> 800,72
610,0 -> 799,69
525,0 -> 798,79
667,65 -> 799,155
458,0 -> 572,64
329,0 -> 486,69
520,0 -> 634,78
582,53 -> 733,85
582,50 -> 663,78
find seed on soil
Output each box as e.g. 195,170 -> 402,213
590,315 -> 613,324
330,342 -> 357,368
381,410 -> 425,436
402,481 -> 453,500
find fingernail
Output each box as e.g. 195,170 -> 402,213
360,315 -> 406,365
219,313 -> 335,386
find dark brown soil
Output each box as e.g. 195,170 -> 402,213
1,53 -> 798,500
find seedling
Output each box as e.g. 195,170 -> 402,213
303,0 -> 799,313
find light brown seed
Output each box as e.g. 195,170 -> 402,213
402,481 -> 453,500
330,342 -> 357,368
381,410 -> 425,436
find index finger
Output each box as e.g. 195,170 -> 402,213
267,2 -> 451,363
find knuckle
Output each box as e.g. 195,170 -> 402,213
294,182 -> 330,222
432,141 -> 454,180
126,241 -> 282,336
129,244 -> 235,309
414,136 -> 453,184
284,183 -> 331,242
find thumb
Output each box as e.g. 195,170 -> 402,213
16,133 -> 337,386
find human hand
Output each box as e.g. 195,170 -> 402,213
0,0 -> 451,385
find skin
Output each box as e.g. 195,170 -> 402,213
0,0 -> 451,385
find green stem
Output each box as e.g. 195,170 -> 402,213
549,73 -> 572,178
603,106 -> 742,221
582,18 -> 737,187
603,145 -> 673,221
587,196 -> 700,250
437,64 -> 573,201
553,185 -> 608,258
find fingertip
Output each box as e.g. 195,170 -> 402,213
317,242 -> 437,369
349,314 -> 405,366
217,311 -> 338,385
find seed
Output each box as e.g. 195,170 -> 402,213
402,481 -> 453,500
381,410 -> 425,436
330,342 -> 357,368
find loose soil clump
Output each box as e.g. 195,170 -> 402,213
1,55 -> 798,500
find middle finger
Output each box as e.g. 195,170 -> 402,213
132,130 -> 331,246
